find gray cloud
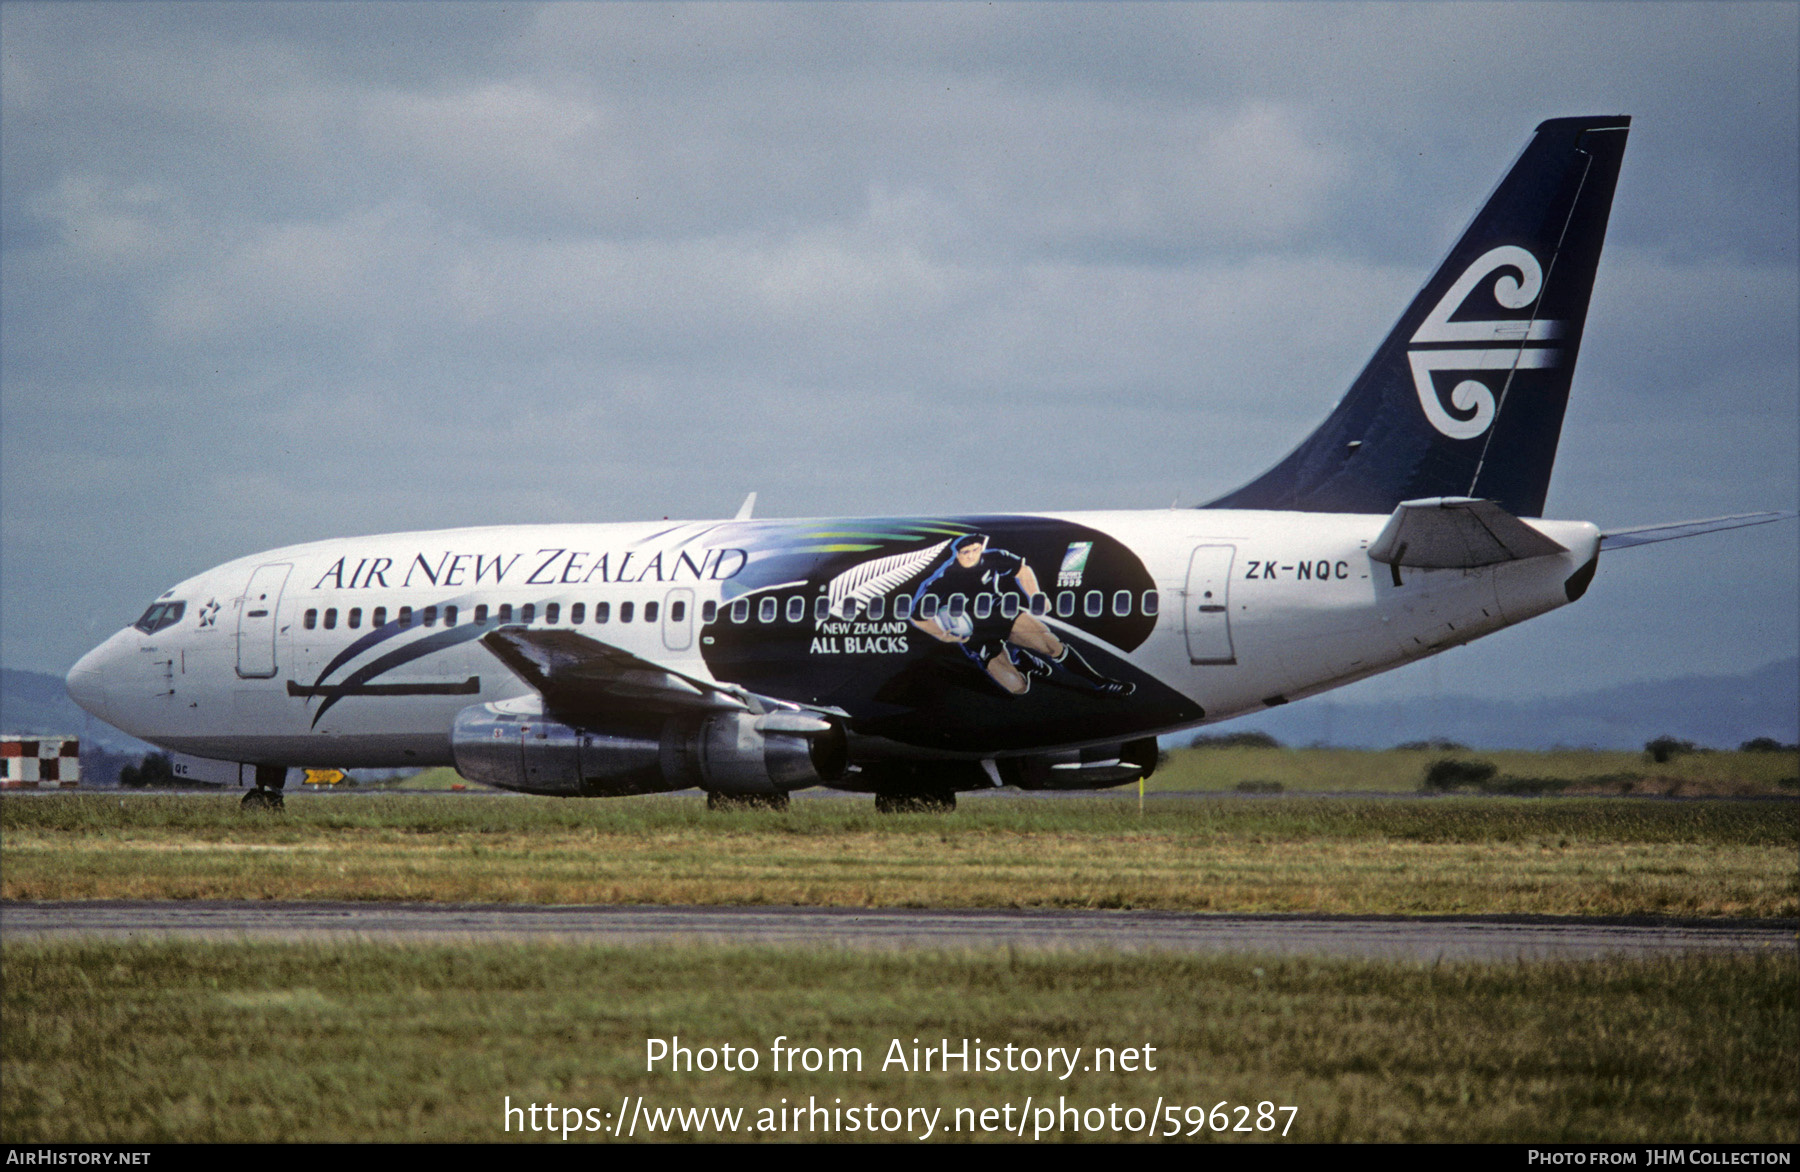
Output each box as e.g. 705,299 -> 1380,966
3,1 -> 1794,707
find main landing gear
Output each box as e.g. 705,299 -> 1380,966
706,791 -> 791,812
874,789 -> 956,814
241,763 -> 287,811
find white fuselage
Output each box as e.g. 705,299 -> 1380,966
66,509 -> 1600,776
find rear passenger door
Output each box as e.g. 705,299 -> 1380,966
1183,546 -> 1236,665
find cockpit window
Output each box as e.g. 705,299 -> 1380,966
133,601 -> 186,635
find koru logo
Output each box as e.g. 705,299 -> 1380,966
1408,246 -> 1564,440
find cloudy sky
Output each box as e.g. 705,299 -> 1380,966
3,2 -> 1795,706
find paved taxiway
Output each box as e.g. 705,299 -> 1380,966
2,902 -> 1792,961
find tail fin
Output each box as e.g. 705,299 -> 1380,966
1206,116 -> 1629,518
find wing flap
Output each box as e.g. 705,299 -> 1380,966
1368,497 -> 1567,569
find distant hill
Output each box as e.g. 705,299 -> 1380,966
1201,657 -> 1800,750
1,667 -> 159,757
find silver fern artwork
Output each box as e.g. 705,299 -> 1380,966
825,539 -> 950,619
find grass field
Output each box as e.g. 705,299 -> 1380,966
368,746 -> 1800,796
4,793 -> 1794,916
2,940 -> 1792,1143
6,757 -> 1795,1145
1150,745 -> 1800,795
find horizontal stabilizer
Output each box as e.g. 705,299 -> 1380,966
479,627 -> 747,717
1369,497 -> 1567,569
1600,512 -> 1796,551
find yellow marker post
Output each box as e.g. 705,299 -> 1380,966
303,769 -> 346,787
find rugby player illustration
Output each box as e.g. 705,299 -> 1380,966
909,534 -> 1136,697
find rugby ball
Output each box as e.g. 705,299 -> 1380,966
938,611 -> 974,640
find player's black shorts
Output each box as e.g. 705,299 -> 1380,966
961,614 -> 1018,666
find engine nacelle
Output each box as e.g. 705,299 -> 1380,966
451,702 -> 846,797
1000,737 -> 1160,791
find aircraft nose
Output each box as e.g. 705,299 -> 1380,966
66,641 -> 117,724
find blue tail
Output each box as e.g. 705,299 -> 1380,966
1206,116 -> 1629,519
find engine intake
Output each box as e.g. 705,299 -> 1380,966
451,702 -> 846,797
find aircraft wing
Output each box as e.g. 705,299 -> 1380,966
1599,512 -> 1795,551
1367,497 -> 1567,569
478,627 -> 752,717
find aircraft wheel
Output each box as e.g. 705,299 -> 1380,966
874,789 -> 956,814
241,788 -> 285,811
706,791 -> 790,812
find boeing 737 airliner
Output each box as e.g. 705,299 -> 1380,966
64,117 -> 1789,809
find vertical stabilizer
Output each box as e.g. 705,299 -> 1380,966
1207,116 -> 1629,518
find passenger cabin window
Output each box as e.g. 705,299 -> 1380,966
814,596 -> 831,621
303,609 -> 318,630
758,597 -> 777,624
785,596 -> 805,623
1112,591 -> 1131,617
475,604 -> 489,625
399,606 -> 414,627
620,601 -> 635,623
973,594 -> 993,620
324,608 -> 338,630
520,603 -> 535,624
545,603 -> 560,625
594,601 -> 610,623
1142,591 -> 1160,616
999,594 -> 1019,620
1083,591 -> 1103,618
421,606 -> 437,628
372,607 -> 388,627
893,595 -> 912,620
701,601 -> 716,623
1056,592 -> 1075,618
917,596 -> 938,620
644,601 -> 659,623
444,605 -> 457,627
497,604 -> 512,624
570,603 -> 585,624
867,596 -> 885,620
1030,594 -> 1049,617
670,600 -> 686,623
348,608 -> 362,629
731,599 -> 750,623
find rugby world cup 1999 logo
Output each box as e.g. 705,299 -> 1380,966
1058,542 -> 1093,588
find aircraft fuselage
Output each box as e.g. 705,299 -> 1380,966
67,509 -> 1600,783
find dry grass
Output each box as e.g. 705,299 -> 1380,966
4,940 -> 1793,1143
1152,746 -> 1800,795
4,794 -> 1793,917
